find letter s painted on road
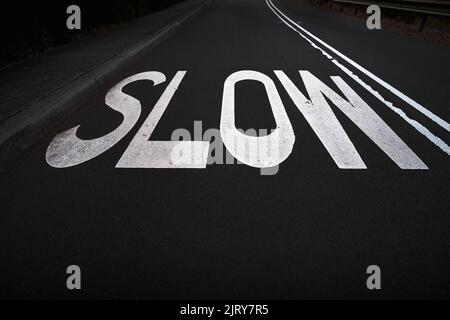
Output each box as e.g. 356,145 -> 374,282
46,72 -> 166,168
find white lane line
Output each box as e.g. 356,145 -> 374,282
267,0 -> 449,132
332,59 -> 450,156
266,0 -> 450,155
276,70 -> 428,169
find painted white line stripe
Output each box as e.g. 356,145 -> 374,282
267,0 -> 450,133
266,0 -> 450,155
276,70 -> 428,169
331,59 -> 450,155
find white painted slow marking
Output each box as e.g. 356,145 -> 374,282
116,71 -> 209,168
276,71 -> 427,169
329,74 -> 427,169
275,70 -> 366,169
46,72 -> 166,168
332,60 -> 450,157
221,70 -> 295,168
266,0 -> 450,156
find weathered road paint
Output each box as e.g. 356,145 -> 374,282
116,71 -> 209,169
276,71 -> 427,169
46,72 -> 166,168
266,0 -> 450,156
220,70 -> 295,168
46,69 -> 433,170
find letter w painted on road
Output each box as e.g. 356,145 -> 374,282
275,71 -> 427,169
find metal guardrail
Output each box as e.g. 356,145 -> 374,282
331,0 -> 450,30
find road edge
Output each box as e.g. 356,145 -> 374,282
0,0 -> 214,169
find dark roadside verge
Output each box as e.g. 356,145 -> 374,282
0,1 -> 186,68
0,0 -> 212,169
312,0 -> 450,45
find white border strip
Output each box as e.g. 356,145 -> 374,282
266,0 -> 450,155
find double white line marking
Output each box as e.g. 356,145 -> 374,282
266,0 -> 450,155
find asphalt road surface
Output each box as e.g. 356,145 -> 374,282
1,0 -> 449,299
